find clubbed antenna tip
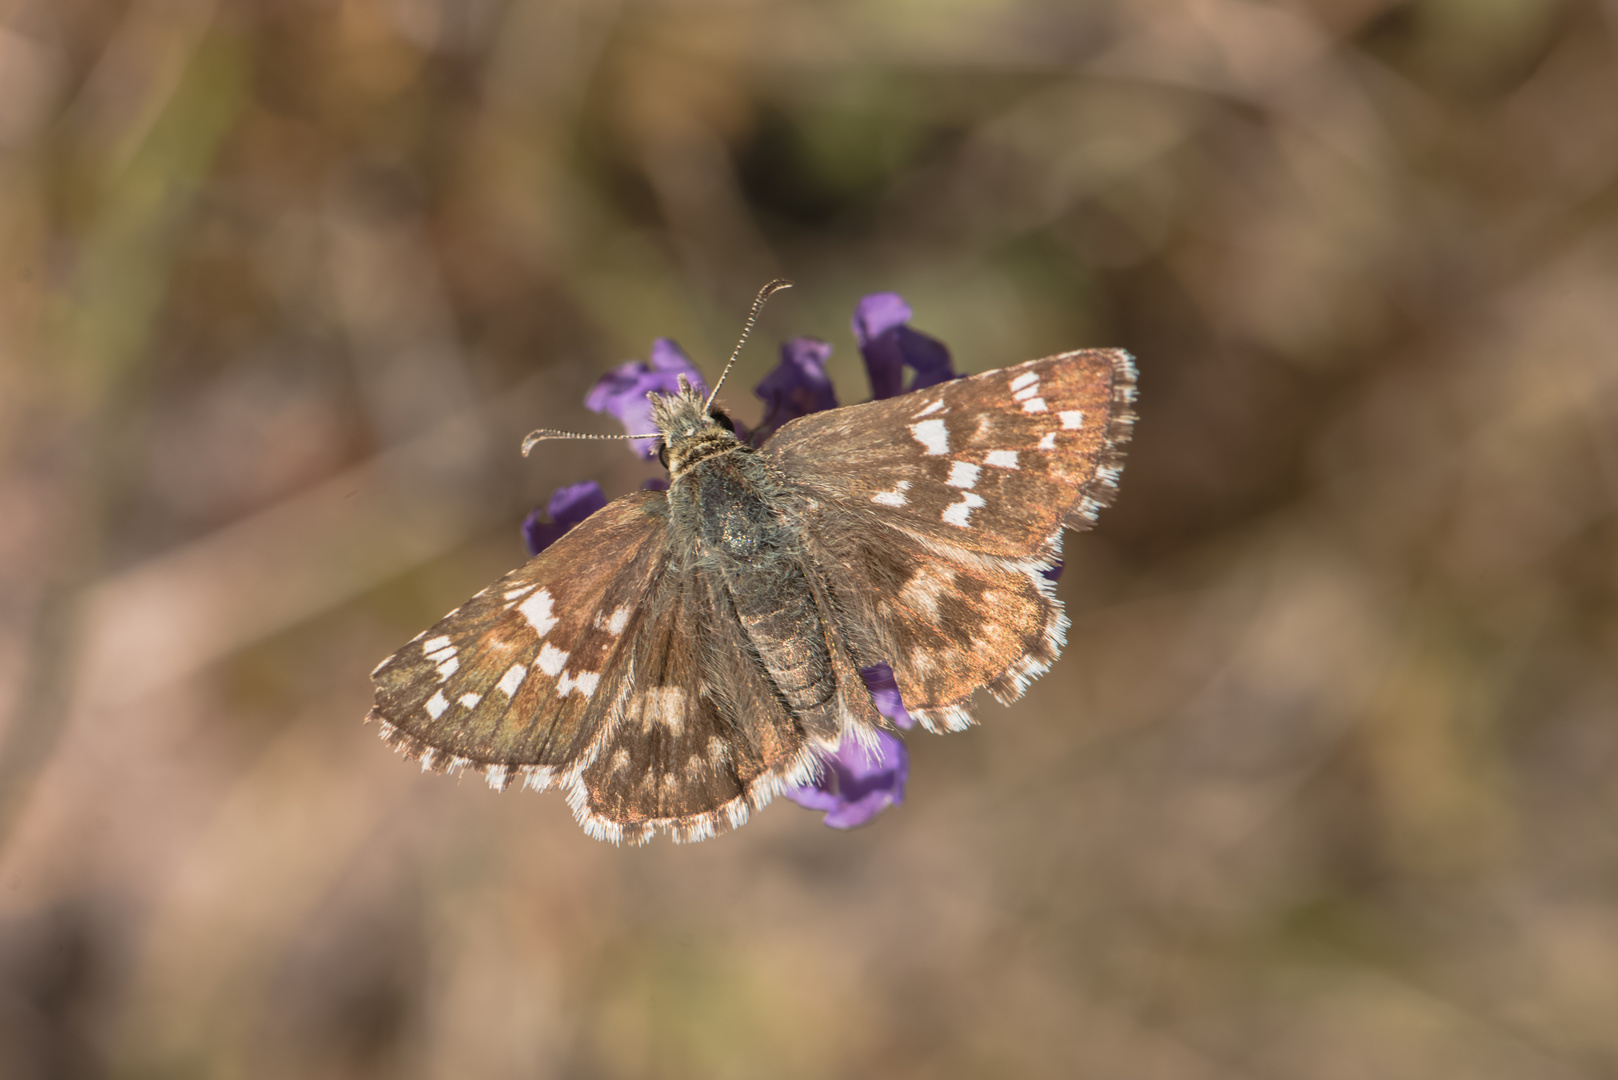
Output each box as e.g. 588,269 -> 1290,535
521,428 -> 659,457
704,279 -> 793,411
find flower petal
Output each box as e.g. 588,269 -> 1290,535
895,325 -> 955,390
650,338 -> 709,390
782,729 -> 908,829
852,293 -> 956,400
548,480 -> 608,525
859,662 -> 915,729
852,292 -> 913,344
754,335 -> 838,436
586,339 -> 708,458
521,481 -> 607,555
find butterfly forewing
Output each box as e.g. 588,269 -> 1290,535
763,349 -> 1135,556
369,491 -> 670,788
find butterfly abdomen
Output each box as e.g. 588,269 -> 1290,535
728,564 -> 836,715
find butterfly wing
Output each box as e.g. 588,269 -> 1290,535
764,349 -> 1135,552
762,349 -> 1136,731
369,489 -> 823,844
575,554 -> 828,843
369,490 -> 673,790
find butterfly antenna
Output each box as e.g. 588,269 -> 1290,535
704,278 -> 793,411
521,429 -> 660,457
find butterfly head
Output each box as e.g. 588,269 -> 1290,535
648,373 -> 740,476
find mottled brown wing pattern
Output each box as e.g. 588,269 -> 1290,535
576,562 -> 825,844
764,349 -> 1136,555
369,492 -> 671,795
368,490 -> 832,844
798,508 -> 1064,732
768,349 -> 1136,731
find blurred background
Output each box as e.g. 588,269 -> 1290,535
2,0 -> 1617,1076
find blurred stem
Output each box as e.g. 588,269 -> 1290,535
0,30 -> 246,850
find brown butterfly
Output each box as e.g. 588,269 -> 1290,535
369,285 -> 1135,843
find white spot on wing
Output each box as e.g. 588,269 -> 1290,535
504,585 -> 535,601
558,671 -> 600,699
1013,384 -> 1040,402
985,450 -> 1019,469
497,663 -> 527,697
1059,410 -> 1084,429
537,643 -> 569,676
946,461 -> 980,489
422,635 -> 452,654
434,656 -> 459,681
518,588 -> 557,636
425,690 -> 448,719
1010,371 -> 1040,391
1038,432 -> 1058,451
900,567 -> 949,618
912,399 -> 946,418
909,418 -> 949,455
459,693 -> 481,709
942,492 -> 987,527
1021,397 -> 1048,413
607,606 -> 631,635
872,480 -> 912,507
641,687 -> 686,733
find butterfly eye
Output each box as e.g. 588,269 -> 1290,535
710,409 -> 735,433
657,441 -> 670,469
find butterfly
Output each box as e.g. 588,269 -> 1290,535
368,287 -> 1136,844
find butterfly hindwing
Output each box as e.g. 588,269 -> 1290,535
797,502 -> 1065,732
576,559 -> 824,843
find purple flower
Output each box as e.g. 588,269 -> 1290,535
781,729 -> 908,829
853,292 -> 956,400
586,338 -> 708,458
754,336 -> 838,438
778,663 -> 914,822
522,481 -> 607,556
858,662 -> 915,729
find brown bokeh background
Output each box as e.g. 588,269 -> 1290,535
3,0 -> 1618,1076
